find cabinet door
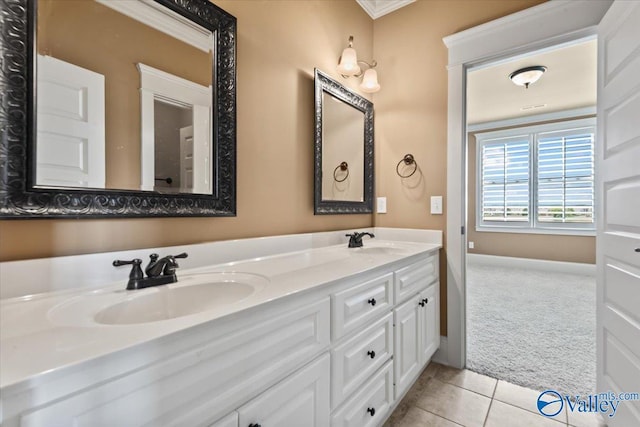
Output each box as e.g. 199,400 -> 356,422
393,296 -> 421,400
419,284 -> 439,365
238,354 -> 330,427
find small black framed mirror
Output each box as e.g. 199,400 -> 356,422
313,69 -> 374,215
0,0 -> 236,218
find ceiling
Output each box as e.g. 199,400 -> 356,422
467,39 -> 597,125
356,0 -> 415,19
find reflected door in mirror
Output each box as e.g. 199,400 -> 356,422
321,93 -> 365,202
36,0 -> 214,194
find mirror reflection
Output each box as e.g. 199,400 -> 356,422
36,0 -> 214,194
321,93 -> 365,202
314,69 -> 373,215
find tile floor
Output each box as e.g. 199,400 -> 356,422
384,363 -> 607,427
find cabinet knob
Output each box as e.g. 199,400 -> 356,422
367,350 -> 376,359
367,407 -> 376,416
419,301 -> 425,307
635,248 -> 640,252
423,298 -> 429,305
368,298 -> 377,306
248,424 -> 261,427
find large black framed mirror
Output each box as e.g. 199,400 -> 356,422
0,0 -> 236,218
314,69 -> 374,215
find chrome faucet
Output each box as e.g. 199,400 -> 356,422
346,232 -> 375,248
114,252 -> 188,290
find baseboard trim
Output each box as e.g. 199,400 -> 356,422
467,253 -> 595,276
431,336 -> 449,365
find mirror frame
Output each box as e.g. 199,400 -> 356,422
0,0 -> 236,218
314,69 -> 374,215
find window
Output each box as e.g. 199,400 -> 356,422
476,118 -> 595,235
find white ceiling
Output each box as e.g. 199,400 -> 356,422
467,39 -> 597,125
356,0 -> 415,19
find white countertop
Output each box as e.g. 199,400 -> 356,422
0,239 -> 440,391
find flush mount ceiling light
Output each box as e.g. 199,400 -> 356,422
509,65 -> 547,89
337,36 -> 380,93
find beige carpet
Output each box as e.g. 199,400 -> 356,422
466,262 -> 596,396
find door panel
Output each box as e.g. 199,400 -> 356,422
597,1 -> 640,425
393,297 -> 420,399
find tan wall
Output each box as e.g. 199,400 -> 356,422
467,120 -> 596,264
372,0 -> 546,335
0,0 -> 375,261
38,0 -> 211,190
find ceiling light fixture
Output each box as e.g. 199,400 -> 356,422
337,36 -> 380,93
509,65 -> 547,89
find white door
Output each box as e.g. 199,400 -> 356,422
238,354 -> 330,427
36,55 -> 105,188
597,1 -> 640,426
180,125 -> 194,193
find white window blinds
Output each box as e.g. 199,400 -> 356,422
537,130 -> 595,224
481,139 -> 530,222
476,118 -> 596,234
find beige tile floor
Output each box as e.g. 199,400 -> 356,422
384,363 -> 607,427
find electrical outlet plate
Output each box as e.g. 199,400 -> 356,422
377,197 -> 387,214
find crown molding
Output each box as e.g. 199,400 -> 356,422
356,0 -> 415,20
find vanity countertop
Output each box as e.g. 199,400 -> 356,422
0,239 -> 440,391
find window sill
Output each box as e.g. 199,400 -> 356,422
475,226 -> 596,237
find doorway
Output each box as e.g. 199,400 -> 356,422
464,40 -> 597,395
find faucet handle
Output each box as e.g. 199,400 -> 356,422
163,252 -> 189,275
113,258 -> 144,281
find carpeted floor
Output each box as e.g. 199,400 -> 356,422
466,261 -> 596,396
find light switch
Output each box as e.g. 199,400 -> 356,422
468,241 -> 475,249
377,197 -> 387,214
430,196 -> 443,215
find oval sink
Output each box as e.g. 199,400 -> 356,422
95,281 -> 254,325
48,272 -> 268,326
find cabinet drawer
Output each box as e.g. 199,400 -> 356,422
394,254 -> 438,304
19,299 -> 330,427
332,272 -> 393,340
331,360 -> 394,427
331,312 -> 393,408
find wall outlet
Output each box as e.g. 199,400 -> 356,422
468,241 -> 474,249
430,196 -> 443,215
377,197 -> 387,214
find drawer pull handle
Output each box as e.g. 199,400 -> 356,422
367,407 -> 376,416
367,350 -> 376,359
368,298 -> 377,306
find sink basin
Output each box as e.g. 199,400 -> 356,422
350,244 -> 412,256
49,272 -> 268,326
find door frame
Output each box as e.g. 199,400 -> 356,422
442,0 -> 612,369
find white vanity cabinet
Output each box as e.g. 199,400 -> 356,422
1,242 -> 441,427
393,253 -> 440,400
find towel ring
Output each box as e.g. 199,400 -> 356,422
333,161 -> 349,182
396,154 -> 418,178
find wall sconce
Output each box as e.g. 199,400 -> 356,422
509,66 -> 547,89
337,36 -> 380,93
